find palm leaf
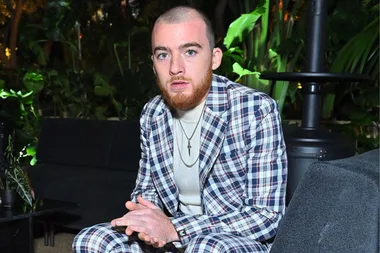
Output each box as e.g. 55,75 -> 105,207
331,17 -> 379,76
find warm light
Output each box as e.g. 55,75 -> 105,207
5,47 -> 10,59
297,82 -> 302,89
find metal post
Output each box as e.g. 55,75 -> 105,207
301,0 -> 327,129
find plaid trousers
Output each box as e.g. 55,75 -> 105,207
72,223 -> 269,253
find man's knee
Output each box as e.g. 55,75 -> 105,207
185,234 -> 231,253
72,223 -> 132,253
185,233 -> 268,253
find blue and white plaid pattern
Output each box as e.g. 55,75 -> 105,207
73,223 -> 181,252
72,74 -> 287,252
73,223 -> 268,252
134,74 -> 287,248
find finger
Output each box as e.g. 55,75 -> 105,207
138,232 -> 145,241
137,232 -> 151,243
111,217 -> 124,227
128,225 -> 149,235
125,201 -> 138,211
152,240 -> 166,248
144,234 -> 151,242
113,217 -> 145,228
137,196 -> 158,209
125,226 -> 134,236
157,240 -> 167,248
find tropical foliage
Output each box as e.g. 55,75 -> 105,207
0,0 -> 377,181
0,132 -> 34,208
219,0 -> 305,115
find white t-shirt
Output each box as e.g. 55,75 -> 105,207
173,101 -> 205,215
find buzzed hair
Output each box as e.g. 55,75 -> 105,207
154,6 -> 215,50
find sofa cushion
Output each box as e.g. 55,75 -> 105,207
37,118 -> 116,168
107,120 -> 141,171
29,163 -> 138,229
271,149 -> 379,253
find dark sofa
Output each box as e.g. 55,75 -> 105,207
28,118 -> 141,230
271,148 -> 379,253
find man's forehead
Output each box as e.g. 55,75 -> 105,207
152,20 -> 207,46
154,18 -> 206,30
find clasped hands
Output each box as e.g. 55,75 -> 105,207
111,195 -> 179,248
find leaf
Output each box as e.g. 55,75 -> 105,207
232,63 -> 261,81
224,10 -> 263,49
29,41 -> 47,66
94,86 -> 111,96
23,72 -> 44,93
332,17 -> 379,74
0,90 -> 12,99
26,146 -> 36,156
4,134 -> 34,207
30,156 -> 37,166
0,79 -> 5,89
94,73 -> 109,87
268,49 -> 278,61
322,93 -> 336,119
47,69 -> 58,77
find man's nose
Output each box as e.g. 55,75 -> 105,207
169,54 -> 184,76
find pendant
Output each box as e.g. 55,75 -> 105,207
187,140 -> 192,156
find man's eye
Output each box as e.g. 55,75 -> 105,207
157,53 -> 168,60
185,50 -> 197,56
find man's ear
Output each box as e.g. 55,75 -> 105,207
151,55 -> 157,75
211,47 -> 223,70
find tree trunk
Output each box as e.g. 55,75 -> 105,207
8,0 -> 24,69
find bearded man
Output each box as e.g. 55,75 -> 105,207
73,5 -> 287,253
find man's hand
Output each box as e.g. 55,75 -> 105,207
111,196 -> 179,247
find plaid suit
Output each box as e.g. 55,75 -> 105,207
73,74 -> 287,252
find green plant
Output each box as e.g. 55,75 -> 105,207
321,0 -> 379,153
322,0 -> 379,119
220,0 -> 305,115
0,132 -> 34,208
0,71 -> 42,166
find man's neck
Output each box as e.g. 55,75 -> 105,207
175,100 -> 206,122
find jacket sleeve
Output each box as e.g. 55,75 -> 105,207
170,97 -> 288,247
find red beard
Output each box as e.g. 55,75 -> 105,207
157,67 -> 213,111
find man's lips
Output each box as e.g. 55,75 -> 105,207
169,81 -> 189,91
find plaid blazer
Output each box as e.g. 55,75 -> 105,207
131,74 -> 287,248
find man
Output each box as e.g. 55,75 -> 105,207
73,5 -> 287,253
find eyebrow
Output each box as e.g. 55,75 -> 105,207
153,42 -> 202,54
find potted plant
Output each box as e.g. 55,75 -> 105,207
0,131 -> 34,209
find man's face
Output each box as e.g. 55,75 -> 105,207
151,19 -> 222,110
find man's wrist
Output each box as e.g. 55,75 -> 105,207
167,219 -> 180,242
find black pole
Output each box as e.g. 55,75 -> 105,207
259,0 -> 368,205
302,0 -> 327,129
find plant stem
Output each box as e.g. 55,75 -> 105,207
114,44 -> 124,77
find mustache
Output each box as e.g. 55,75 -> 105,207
168,76 -> 192,83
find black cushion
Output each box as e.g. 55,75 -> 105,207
107,120 -> 141,171
271,149 -> 379,253
29,164 -> 138,229
36,118 -> 116,168
31,118 -> 142,229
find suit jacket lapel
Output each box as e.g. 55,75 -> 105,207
150,109 -> 179,214
199,107 -> 228,188
199,75 -> 230,189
